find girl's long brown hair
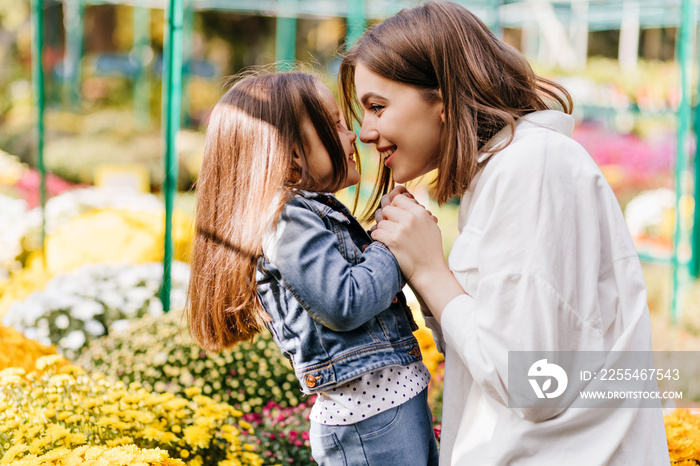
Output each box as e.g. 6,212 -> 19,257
339,0 -> 573,215
187,71 -> 350,351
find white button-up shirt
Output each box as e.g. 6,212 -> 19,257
425,110 -> 670,465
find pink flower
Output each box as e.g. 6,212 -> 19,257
302,431 -> 310,441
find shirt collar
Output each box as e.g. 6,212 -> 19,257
477,110 -> 575,164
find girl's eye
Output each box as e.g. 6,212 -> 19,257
369,104 -> 384,114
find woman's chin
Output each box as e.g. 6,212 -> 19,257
392,171 -> 411,184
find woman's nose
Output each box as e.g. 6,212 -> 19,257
359,120 -> 378,144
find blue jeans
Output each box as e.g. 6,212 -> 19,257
309,388 -> 439,466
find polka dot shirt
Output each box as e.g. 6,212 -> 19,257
309,361 -> 431,426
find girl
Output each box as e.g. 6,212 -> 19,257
187,71 -> 438,466
339,2 -> 670,465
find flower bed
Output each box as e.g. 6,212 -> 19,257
241,400 -> 315,465
76,308 -> 304,413
0,325 -> 58,373
0,356 -> 263,465
0,186 -> 193,313
2,261 -> 189,359
665,409 -> 700,464
5,445 -> 185,466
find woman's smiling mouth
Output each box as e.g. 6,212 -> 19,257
378,146 -> 396,165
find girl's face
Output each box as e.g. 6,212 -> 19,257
301,85 -> 360,190
355,63 -> 444,184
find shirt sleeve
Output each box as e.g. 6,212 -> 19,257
422,314 -> 446,355
263,199 -> 403,332
439,135 -> 610,422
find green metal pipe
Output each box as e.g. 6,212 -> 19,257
161,0 -> 184,313
134,2 -> 151,128
693,120 -> 700,277
31,0 -> 47,258
671,0 -> 695,323
346,0 -> 366,47
276,0 -> 297,69
63,0 -> 83,108
489,0 -> 503,38
691,24 -> 700,279
181,0 -> 194,127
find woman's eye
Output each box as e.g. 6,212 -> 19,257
369,104 -> 384,114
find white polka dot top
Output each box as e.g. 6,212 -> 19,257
309,361 -> 431,426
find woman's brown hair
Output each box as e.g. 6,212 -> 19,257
339,0 -> 573,212
187,71 -> 352,351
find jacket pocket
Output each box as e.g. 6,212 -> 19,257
448,227 -> 482,297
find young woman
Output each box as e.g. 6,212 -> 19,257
187,71 -> 438,465
339,2 -> 670,465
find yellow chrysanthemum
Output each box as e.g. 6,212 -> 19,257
0,327 -> 58,372
0,361 -> 261,465
665,409 -> 700,464
0,443 -> 30,463
45,208 -> 192,275
183,425 -> 211,450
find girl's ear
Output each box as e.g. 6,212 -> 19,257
439,90 -> 446,124
291,146 -> 303,168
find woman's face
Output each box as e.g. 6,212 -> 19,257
355,63 -> 444,184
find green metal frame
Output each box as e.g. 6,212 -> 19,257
31,0 -> 47,259
63,0 -> 84,108
161,0 -> 184,312
276,0 -> 297,67
672,0 -> 696,323
134,1 -> 151,127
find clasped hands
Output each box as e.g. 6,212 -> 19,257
370,186 -> 467,323
370,186 -> 442,287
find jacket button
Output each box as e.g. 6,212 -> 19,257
361,244 -> 369,252
305,375 -> 317,388
409,346 -> 421,358
392,296 -> 398,304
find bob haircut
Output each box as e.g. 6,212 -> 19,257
187,71 -> 355,351
339,0 -> 573,213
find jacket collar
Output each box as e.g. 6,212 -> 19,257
295,189 -> 351,215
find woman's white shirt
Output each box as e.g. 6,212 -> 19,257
424,110 -> 670,465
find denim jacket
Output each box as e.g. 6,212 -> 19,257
256,190 -> 421,395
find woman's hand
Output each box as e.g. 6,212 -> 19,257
372,194 -> 442,281
371,193 -> 465,323
373,186 -> 437,227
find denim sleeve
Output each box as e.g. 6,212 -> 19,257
263,200 -> 403,332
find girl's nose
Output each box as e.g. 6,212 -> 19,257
347,127 -> 357,143
359,122 -> 378,144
